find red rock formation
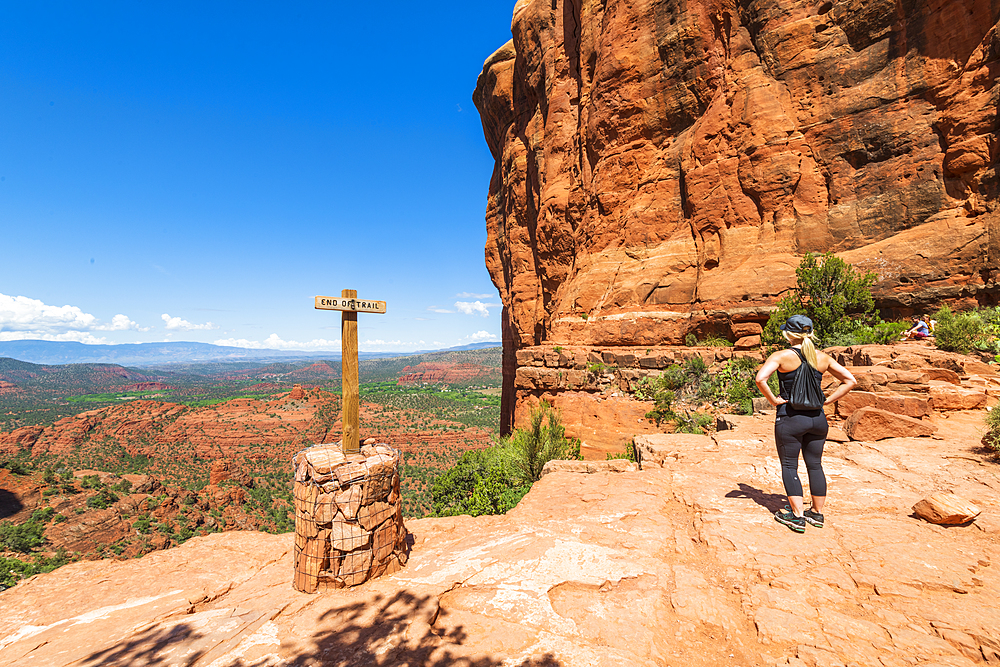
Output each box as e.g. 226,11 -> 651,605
475,0 -> 1000,431
121,382 -> 174,392
395,362 -> 499,386
505,341 -> 997,457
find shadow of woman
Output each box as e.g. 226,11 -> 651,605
725,483 -> 786,513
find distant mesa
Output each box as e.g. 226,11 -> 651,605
0,341 -> 501,366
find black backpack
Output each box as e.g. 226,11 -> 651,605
789,349 -> 825,410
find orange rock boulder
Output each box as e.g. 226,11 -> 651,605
843,407 -> 938,441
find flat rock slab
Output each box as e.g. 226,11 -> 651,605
540,459 -> 638,476
929,382 -> 990,411
843,407 -> 938,441
836,390 -> 932,419
633,433 -> 715,467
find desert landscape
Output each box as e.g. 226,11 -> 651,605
0,350 -> 501,570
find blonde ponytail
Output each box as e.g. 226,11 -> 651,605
783,330 -> 819,369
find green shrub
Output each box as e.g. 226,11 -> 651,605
824,320 -> 911,347
0,521 -> 45,553
509,401 -> 581,483
763,252 -> 877,343
933,306 -> 987,354
707,356 -> 775,415
2,460 -> 30,476
984,407 -> 1000,456
133,515 -> 151,534
431,402 -> 578,517
672,410 -> 714,435
463,465 -> 531,517
684,356 -> 708,378
80,475 -> 101,490
0,551 -> 70,591
660,365 -> 687,391
701,335 -> 734,347
30,507 -> 55,524
645,389 -> 676,425
684,333 -> 698,347
431,447 -> 525,517
632,377 -> 656,400
114,478 -> 133,493
606,441 -> 638,462
85,488 -> 119,510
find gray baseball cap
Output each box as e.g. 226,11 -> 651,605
780,314 -> 814,334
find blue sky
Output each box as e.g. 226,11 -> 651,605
0,1 -> 515,352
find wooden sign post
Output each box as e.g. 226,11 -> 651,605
314,291 -> 387,454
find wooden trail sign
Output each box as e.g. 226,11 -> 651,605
314,296 -> 387,314
315,290 -> 387,454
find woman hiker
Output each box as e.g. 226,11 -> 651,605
754,315 -> 857,533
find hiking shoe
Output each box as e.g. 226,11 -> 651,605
774,509 -> 806,533
803,508 -> 824,528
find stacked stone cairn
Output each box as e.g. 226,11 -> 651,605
292,442 -> 407,593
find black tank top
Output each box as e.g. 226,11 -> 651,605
776,348 -> 824,417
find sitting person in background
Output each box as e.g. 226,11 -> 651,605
902,315 -> 931,340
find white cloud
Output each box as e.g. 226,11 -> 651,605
161,313 -> 218,331
427,306 -> 454,314
107,314 -> 148,331
466,331 -> 500,343
456,292 -> 494,299
0,293 -> 145,341
213,334 -> 341,351
455,301 -> 500,317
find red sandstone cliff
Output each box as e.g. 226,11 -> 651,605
475,0 -> 1000,431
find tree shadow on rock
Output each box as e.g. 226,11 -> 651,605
74,588 -> 563,667
80,623 -> 205,666
288,588 -> 562,667
0,489 -> 23,519
725,483 -> 786,512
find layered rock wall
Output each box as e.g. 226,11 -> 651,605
475,0 -> 1000,431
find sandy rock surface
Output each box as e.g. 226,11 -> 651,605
1,411 -> 998,666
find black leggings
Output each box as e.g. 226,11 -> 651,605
774,411 -> 828,497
